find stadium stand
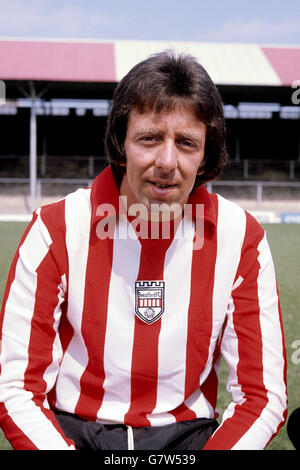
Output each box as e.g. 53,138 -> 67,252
0,37 -> 300,221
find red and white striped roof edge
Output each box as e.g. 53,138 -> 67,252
0,37 -> 299,86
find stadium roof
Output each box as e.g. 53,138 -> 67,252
0,38 -> 300,106
0,37 -> 300,86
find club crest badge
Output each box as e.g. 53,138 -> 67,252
135,281 -> 165,324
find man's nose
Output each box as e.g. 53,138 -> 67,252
155,140 -> 178,172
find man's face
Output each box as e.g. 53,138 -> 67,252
120,106 -> 207,216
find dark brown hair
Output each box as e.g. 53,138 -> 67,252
105,49 -> 228,189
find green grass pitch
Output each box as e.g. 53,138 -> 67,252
0,222 -> 299,450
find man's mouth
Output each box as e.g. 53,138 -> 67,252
148,180 -> 177,189
146,180 -> 178,199
152,182 -> 175,189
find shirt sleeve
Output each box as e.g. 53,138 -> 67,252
204,214 -> 287,450
0,207 -> 76,450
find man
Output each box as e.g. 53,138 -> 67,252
0,50 -> 287,450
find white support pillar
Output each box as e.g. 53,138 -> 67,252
243,159 -> 249,179
257,182 -> 263,206
289,160 -> 295,180
206,182 -> 213,193
235,134 -> 240,162
29,99 -> 37,212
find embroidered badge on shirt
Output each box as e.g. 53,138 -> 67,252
135,281 -> 165,324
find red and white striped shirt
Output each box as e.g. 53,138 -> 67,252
0,167 -> 287,450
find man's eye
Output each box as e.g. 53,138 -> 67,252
140,136 -> 158,143
179,140 -> 195,149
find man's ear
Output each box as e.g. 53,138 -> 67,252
197,159 -> 206,175
119,144 -> 127,167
